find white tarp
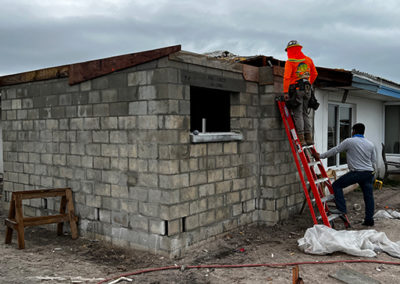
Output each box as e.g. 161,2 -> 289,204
298,225 -> 400,258
374,209 -> 400,219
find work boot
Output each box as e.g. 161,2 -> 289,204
305,132 -> 314,145
361,219 -> 374,226
297,134 -> 306,146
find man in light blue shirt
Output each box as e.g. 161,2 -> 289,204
314,123 -> 376,226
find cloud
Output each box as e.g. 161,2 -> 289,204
1,0 -> 400,82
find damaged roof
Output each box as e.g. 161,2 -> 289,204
1,45 -> 399,98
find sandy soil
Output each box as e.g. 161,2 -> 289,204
1,184 -> 400,284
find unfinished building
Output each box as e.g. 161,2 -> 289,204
0,45 -> 356,256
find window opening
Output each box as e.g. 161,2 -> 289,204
190,86 -> 231,133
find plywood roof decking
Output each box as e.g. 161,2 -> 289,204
0,45 -> 182,87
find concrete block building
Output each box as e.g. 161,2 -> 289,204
1,45 -> 392,256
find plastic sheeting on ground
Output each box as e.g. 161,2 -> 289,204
374,209 -> 400,219
298,225 -> 400,258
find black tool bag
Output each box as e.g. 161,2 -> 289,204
308,87 -> 320,110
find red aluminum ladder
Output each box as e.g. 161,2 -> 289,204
276,98 -> 350,228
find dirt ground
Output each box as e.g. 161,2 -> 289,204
1,183 -> 400,284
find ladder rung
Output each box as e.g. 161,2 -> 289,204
314,177 -> 329,184
308,161 -> 320,167
302,145 -> 314,149
311,194 -> 335,204
307,177 -> 329,185
328,214 -> 345,222
317,213 -> 341,221
328,214 -> 341,222
320,194 -> 335,202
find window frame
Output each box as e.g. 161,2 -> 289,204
327,102 -> 355,168
384,103 -> 400,154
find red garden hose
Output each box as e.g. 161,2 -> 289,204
98,259 -> 400,283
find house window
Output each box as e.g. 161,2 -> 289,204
189,86 -> 243,143
385,105 -> 400,154
327,103 -> 353,167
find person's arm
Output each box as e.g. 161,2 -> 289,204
308,57 -> 318,85
283,60 -> 292,95
371,146 -> 377,171
320,139 -> 350,159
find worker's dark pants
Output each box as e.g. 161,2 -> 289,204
291,87 -> 312,135
332,171 -> 375,222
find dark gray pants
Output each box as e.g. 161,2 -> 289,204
292,87 -> 312,135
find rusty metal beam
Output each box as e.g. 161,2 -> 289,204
69,45 -> 181,85
0,65 -> 69,87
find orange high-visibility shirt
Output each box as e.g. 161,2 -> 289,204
283,56 -> 318,93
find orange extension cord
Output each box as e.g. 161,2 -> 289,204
98,259 -> 400,283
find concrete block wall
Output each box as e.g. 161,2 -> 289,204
0,58 -> 190,254
152,57 -> 260,256
257,82 -> 304,225
0,53 -> 305,256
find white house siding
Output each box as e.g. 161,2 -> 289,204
314,89 -> 385,177
0,126 -> 2,174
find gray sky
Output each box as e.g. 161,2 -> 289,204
1,0 -> 400,83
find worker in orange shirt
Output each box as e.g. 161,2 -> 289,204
283,40 -> 318,145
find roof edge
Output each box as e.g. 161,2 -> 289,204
0,45 -> 181,87
0,65 -> 70,87
69,45 -> 181,85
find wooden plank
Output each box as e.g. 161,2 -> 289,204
23,214 -> 69,227
242,64 -> 259,82
15,196 -> 25,249
65,189 -> 78,239
169,51 -> 243,73
5,199 -> 16,244
0,45 -> 181,87
5,218 -> 17,227
273,65 -> 285,77
69,45 -> 181,85
14,188 -> 69,200
0,65 -> 69,87
259,66 -> 274,85
57,196 -> 67,236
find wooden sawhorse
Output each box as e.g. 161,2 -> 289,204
5,188 -> 78,249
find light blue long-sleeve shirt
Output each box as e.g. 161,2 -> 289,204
320,136 -> 376,171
